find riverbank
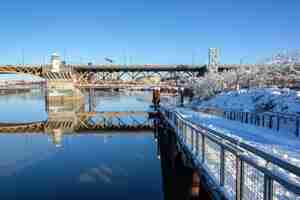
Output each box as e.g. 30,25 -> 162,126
191,88 -> 300,115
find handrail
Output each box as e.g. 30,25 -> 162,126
222,109 -> 300,136
172,109 -> 300,178
160,106 -> 300,200
222,108 -> 300,118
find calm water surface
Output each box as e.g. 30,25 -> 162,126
0,88 -> 164,199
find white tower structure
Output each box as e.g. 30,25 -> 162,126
208,48 -> 220,73
50,53 -> 61,72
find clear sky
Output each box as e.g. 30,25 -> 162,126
0,0 -> 299,64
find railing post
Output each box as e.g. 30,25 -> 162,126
202,134 -> 205,163
195,130 -> 199,155
262,115 -> 265,127
180,87 -> 184,107
182,121 -> 185,142
276,116 -> 280,131
296,117 -> 299,137
255,114 -> 257,125
264,175 -> 273,200
241,112 -> 243,122
220,146 -> 225,186
184,122 -> 187,144
191,127 -> 194,150
269,116 -> 273,129
178,119 -> 181,133
245,112 -> 248,123
236,158 -> 244,200
241,112 -> 244,123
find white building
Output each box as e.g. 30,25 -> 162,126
208,48 -> 220,73
209,48 -> 220,65
50,53 -> 61,72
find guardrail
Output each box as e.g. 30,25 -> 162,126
223,110 -> 300,137
160,106 -> 300,200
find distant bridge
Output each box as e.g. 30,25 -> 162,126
0,64 -> 207,81
0,63 -> 286,79
0,63 -> 289,90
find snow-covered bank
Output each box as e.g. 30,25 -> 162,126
173,107 -> 300,186
192,88 -> 300,115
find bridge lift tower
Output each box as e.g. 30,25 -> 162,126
208,48 -> 220,73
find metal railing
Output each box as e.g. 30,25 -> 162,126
223,110 -> 300,137
160,106 -> 300,200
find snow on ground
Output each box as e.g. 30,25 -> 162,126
162,88 -> 300,196
169,106 -> 300,186
192,88 -> 300,115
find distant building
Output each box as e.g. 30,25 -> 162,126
208,48 -> 220,65
50,53 -> 61,72
208,48 -> 220,73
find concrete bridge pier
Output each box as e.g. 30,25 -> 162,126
45,53 -> 83,101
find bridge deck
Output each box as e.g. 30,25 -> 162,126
72,65 -> 206,72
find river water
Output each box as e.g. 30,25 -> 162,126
0,88 -> 165,199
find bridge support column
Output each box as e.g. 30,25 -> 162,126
191,171 -> 200,198
88,87 -> 96,112
157,125 -> 210,200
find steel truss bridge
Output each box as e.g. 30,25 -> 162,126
0,111 -> 155,133
0,63 -> 290,75
0,63 -> 290,84
0,64 -> 207,83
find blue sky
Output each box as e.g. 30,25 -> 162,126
0,0 -> 299,64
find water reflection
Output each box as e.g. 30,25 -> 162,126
155,120 -> 211,200
0,87 -> 207,199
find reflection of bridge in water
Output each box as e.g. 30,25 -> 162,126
0,89 -> 157,147
0,111 -> 154,133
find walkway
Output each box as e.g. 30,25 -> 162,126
160,105 -> 300,200
176,107 -> 300,167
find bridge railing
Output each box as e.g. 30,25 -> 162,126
160,106 -> 300,200
223,110 -> 300,137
